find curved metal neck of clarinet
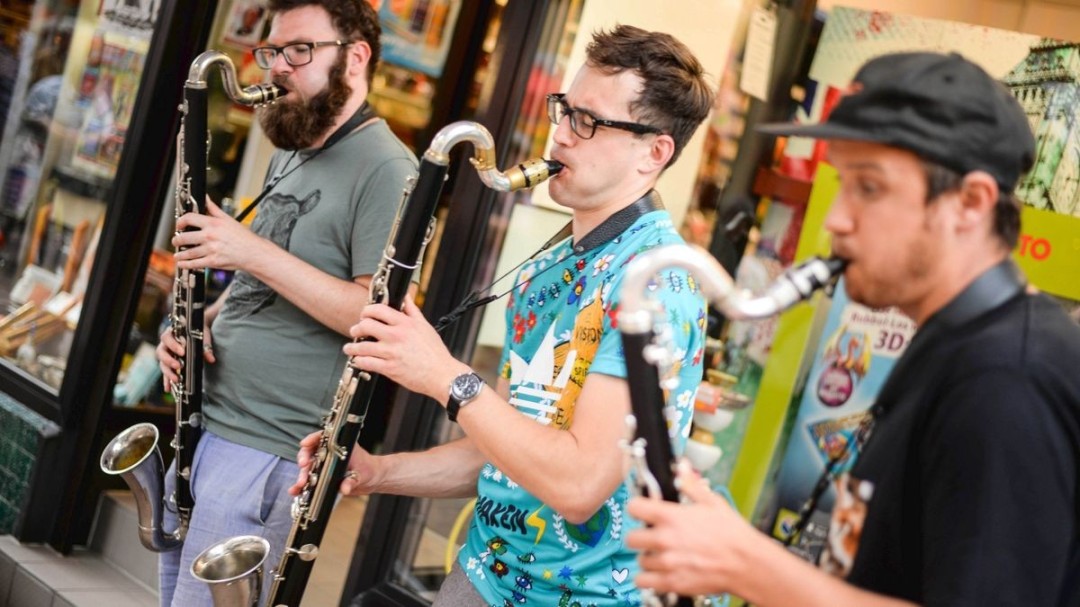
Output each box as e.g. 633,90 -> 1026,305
186,50 -> 283,106
424,121 -> 562,191
621,244 -> 846,326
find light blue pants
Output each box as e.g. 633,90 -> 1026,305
158,431 -> 299,607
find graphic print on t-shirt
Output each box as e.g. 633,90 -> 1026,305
506,297 -> 604,429
819,472 -> 875,577
221,189 -> 320,320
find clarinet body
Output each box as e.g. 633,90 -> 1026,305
618,245 -> 845,607
247,121 -> 560,606
100,51 -> 281,554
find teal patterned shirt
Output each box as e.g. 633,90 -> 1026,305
459,209 -> 706,606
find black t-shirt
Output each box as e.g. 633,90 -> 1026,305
821,265 -> 1080,606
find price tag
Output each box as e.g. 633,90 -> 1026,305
740,6 -> 778,102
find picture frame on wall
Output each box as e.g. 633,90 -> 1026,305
223,0 -> 269,49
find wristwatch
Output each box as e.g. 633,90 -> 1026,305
447,371 -> 484,422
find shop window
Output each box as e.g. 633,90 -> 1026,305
0,0 -> 160,390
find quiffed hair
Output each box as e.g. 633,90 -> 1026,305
585,24 -> 714,166
267,0 -> 382,84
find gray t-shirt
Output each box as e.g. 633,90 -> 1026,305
203,119 -> 416,459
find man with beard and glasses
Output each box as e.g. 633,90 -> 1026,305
154,1 -> 416,604
291,25 -> 714,607
626,52 -> 1080,607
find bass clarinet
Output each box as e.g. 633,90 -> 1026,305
191,121 -> 562,606
618,245 -> 845,607
100,51 -> 281,553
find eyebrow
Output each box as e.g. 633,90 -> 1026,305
831,160 -> 886,175
265,37 -> 321,46
565,95 -> 626,120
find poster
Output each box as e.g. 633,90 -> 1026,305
71,31 -> 148,179
100,0 -> 160,37
768,279 -> 915,562
379,0 -> 461,77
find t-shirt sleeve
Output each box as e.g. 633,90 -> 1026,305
917,368 -> 1075,606
499,295 -> 516,380
349,155 -> 417,278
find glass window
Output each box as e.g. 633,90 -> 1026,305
0,0 -> 162,390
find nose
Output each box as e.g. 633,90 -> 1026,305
551,113 -> 575,147
269,52 -> 292,78
823,195 -> 853,236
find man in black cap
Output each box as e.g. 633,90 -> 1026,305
625,51 -> 1080,607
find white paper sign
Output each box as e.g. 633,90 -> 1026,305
740,6 -> 777,102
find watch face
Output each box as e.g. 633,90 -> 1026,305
451,373 -> 483,400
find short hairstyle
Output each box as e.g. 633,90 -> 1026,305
267,0 -> 381,84
584,24 -> 714,167
922,160 -> 1021,249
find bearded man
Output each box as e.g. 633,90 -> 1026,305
154,1 -> 416,604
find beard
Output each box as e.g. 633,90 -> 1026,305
258,53 -> 352,150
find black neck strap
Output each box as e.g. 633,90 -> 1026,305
571,189 -> 664,254
929,258 -> 1026,329
875,257 -> 1026,414
321,100 -> 377,150
433,189 -> 665,333
236,101 -> 377,223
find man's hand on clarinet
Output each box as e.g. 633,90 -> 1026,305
291,430 -> 383,497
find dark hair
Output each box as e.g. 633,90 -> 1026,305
922,160 -> 1020,249
267,0 -> 381,84
584,24 -> 713,167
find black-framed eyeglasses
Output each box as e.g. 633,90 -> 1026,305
252,40 -> 352,69
546,93 -> 664,140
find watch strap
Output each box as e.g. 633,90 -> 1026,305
447,372 -> 483,423
447,393 -> 464,422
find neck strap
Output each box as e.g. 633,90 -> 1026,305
236,101 -> 376,223
320,100 -> 377,150
433,190 -> 665,333
572,189 -> 665,254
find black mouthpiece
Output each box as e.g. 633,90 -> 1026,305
823,257 -> 848,276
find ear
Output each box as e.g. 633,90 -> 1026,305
643,133 -> 676,174
956,171 -> 999,232
348,40 -> 372,78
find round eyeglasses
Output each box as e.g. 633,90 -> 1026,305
252,40 -> 352,69
546,93 -> 664,140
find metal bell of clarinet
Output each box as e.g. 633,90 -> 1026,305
100,50 -> 282,553
618,245 -> 845,607
190,536 -> 271,607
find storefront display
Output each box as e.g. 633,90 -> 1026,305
0,0 -> 159,390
